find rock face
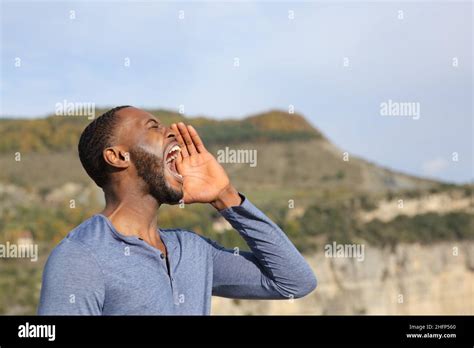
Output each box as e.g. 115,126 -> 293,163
359,191 -> 473,223
211,241 -> 474,315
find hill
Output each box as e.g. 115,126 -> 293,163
0,108 -> 439,196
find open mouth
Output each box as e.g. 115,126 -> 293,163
164,142 -> 183,183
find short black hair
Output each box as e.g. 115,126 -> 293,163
78,105 -> 131,188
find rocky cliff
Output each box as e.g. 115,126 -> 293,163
211,241 -> 474,315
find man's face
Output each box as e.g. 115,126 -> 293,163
114,107 -> 183,204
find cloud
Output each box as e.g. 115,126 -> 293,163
422,158 -> 449,176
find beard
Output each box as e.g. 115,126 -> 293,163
129,146 -> 183,205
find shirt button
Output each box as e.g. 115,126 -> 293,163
160,254 -> 165,259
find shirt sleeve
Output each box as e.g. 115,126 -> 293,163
37,239 -> 105,315
207,193 -> 317,300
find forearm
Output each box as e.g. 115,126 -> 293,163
213,193 -> 317,299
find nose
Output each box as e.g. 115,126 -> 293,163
165,126 -> 176,140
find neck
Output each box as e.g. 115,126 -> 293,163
100,182 -> 166,253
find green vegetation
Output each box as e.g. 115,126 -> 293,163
0,109 -> 321,153
0,256 -> 45,314
360,212 -> 474,247
298,201 -> 474,249
0,204 -> 98,245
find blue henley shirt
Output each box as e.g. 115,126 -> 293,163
38,193 -> 317,315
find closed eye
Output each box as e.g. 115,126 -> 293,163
146,118 -> 162,129
149,123 -> 163,130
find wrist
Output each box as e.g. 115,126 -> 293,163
211,184 -> 241,211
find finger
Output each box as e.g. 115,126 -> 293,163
176,148 -> 183,164
177,122 -> 197,155
171,123 -> 189,157
182,191 -> 190,205
187,125 -> 206,153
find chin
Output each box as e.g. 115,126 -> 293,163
162,152 -> 184,204
163,175 -> 184,204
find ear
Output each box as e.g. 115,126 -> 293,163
103,146 -> 131,169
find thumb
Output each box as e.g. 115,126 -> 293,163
176,151 -> 184,173
182,191 -> 191,204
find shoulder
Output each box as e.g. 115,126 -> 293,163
45,238 -> 100,271
66,214 -> 111,248
160,228 -> 220,250
42,237 -> 104,295
45,216 -> 107,276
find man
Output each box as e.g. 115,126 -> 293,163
38,106 -> 317,315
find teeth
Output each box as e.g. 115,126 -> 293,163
165,145 -> 181,163
170,145 -> 181,152
166,153 -> 179,163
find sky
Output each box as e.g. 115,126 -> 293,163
0,0 -> 472,183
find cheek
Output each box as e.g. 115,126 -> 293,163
138,132 -> 165,152
137,143 -> 164,162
